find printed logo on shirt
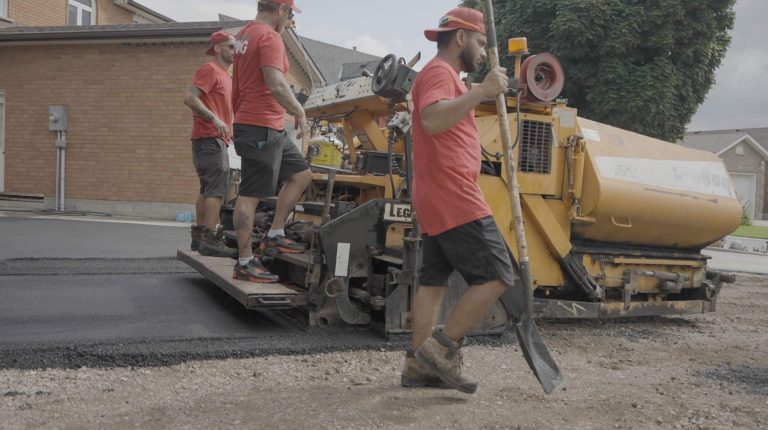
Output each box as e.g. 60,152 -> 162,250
235,39 -> 249,55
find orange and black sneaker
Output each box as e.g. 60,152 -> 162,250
259,235 -> 306,256
232,258 -> 279,283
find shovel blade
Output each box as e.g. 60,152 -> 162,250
515,317 -> 563,394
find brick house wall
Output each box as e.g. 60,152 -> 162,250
7,0 -> 133,27
95,0 -> 134,25
0,36 -> 313,214
720,142 -> 766,219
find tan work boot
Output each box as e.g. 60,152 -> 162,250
415,329 -> 477,394
190,225 -> 204,252
401,349 -> 450,389
199,227 -> 238,258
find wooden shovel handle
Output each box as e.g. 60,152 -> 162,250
482,0 -> 534,316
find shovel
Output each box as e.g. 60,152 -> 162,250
482,0 -> 564,394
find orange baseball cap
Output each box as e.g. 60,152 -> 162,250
206,30 -> 233,56
424,7 -> 486,42
272,0 -> 302,14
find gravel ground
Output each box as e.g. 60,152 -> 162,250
1,275 -> 767,430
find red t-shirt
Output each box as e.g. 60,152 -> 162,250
233,21 -> 290,130
190,62 -> 233,141
412,58 -> 492,236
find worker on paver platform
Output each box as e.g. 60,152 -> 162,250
184,30 -> 238,259
403,7 -> 517,394
231,0 -> 311,283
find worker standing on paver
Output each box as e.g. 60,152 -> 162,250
403,7 -> 517,394
231,0 -> 311,283
184,30 -> 238,258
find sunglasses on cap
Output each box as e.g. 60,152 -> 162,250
281,4 -> 294,19
439,15 -> 482,32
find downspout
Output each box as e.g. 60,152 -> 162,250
55,131 -> 67,212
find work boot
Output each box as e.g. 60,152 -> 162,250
415,329 -> 477,394
190,225 -> 204,252
199,228 -> 238,258
259,235 -> 306,256
232,258 -> 279,283
401,349 -> 451,389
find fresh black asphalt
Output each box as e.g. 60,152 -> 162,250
0,215 -> 421,370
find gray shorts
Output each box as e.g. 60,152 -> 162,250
191,137 -> 229,198
419,216 -> 519,288
233,124 -> 310,198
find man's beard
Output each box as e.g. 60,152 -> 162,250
460,47 -> 479,73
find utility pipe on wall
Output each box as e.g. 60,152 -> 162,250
49,105 -> 68,212
55,134 -> 61,210
54,131 -> 67,212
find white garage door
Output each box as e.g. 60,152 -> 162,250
730,173 -> 757,219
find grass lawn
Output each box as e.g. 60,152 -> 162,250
732,225 -> 768,239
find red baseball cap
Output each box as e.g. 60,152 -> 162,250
424,7 -> 486,42
206,30 -> 233,56
272,0 -> 302,14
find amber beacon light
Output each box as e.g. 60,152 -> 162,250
507,37 -> 529,55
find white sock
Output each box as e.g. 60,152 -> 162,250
268,229 -> 285,239
239,257 -> 254,266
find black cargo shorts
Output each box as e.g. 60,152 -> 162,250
419,216 -> 519,288
233,124 -> 310,198
191,137 -> 229,198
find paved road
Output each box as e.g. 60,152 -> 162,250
704,248 -> 768,274
1,213 -> 764,371
0,214 -> 403,370
0,214 -> 188,259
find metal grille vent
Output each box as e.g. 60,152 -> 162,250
519,120 -> 552,174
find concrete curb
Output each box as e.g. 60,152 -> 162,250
704,247 -> 768,257
0,210 -> 191,228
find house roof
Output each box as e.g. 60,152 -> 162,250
682,128 -> 768,159
681,131 -> 750,153
0,19 -> 325,88
339,60 -> 381,82
115,0 -> 175,23
214,16 -> 375,87
684,128 -> 768,150
299,37 -> 380,84
213,18 -> 326,89
0,21 -> 248,42
745,128 -> 768,151
0,16 -> 372,89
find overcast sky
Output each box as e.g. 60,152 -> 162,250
138,0 -> 766,132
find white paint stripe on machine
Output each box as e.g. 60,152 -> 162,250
595,156 -> 736,198
335,242 -> 351,277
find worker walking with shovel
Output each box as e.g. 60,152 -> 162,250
405,6 -> 562,394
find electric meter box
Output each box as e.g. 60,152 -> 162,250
49,105 -> 69,131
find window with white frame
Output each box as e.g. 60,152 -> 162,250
68,0 -> 95,26
1,0 -> 9,19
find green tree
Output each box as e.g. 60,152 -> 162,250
462,0 -> 735,142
